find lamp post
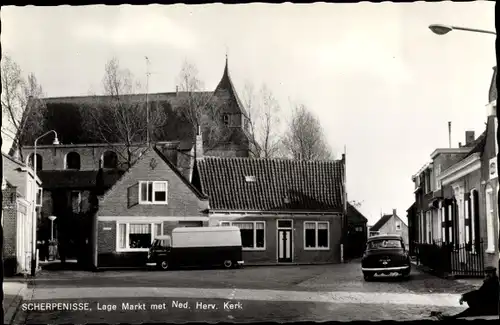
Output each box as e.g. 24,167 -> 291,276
430,24 -> 499,318
31,130 -> 59,276
48,216 -> 57,241
429,24 -> 496,36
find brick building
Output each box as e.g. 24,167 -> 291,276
409,66 -> 498,275
193,146 -> 346,265
91,144 -> 209,268
368,209 -> 409,248
9,58 -> 255,265
2,153 -> 42,275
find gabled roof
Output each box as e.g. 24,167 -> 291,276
99,145 -> 208,202
369,214 -> 393,232
14,59 -> 248,148
196,157 -> 344,212
347,202 -> 368,224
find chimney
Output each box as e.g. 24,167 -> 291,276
393,209 -> 397,217
176,85 -> 179,95
448,121 -> 452,148
465,131 -> 475,146
458,142 -> 462,148
195,125 -> 203,159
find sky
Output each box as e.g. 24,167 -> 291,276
1,2 -> 496,226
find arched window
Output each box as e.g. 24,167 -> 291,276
102,151 -> 118,169
28,153 -> 43,171
65,152 -> 81,170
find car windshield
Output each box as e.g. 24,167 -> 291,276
367,239 -> 402,249
152,239 -> 171,248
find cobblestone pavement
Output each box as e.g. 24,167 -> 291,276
12,261 -> 478,324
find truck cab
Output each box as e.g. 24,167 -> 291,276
147,235 -> 172,270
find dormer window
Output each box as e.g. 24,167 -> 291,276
223,114 -> 229,125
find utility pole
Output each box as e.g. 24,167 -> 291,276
145,56 -> 151,145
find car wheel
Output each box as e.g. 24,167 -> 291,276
363,272 -> 374,281
223,260 -> 233,268
160,260 -> 169,270
401,270 -> 410,280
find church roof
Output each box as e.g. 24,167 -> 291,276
14,58 -> 249,148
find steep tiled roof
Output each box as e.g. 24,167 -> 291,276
214,56 -> 249,118
347,202 -> 368,224
16,60 -> 249,148
369,214 -> 393,232
38,170 -> 124,189
196,157 -> 344,211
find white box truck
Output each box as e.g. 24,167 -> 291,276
146,226 -> 244,270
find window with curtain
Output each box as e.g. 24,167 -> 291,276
225,221 -> 265,249
304,221 -> 329,249
117,222 -> 162,250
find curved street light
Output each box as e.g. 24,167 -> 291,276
31,130 -> 59,276
429,24 -> 496,36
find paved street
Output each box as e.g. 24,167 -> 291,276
13,261 -> 478,324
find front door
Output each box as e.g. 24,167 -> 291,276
277,219 -> 293,263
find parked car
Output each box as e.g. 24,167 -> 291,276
361,234 -> 410,281
146,226 -> 244,270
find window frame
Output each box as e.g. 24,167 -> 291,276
303,221 -> 330,251
219,220 -> 266,251
138,181 -> 169,205
395,221 -> 401,231
116,221 -> 163,252
222,114 -> 229,125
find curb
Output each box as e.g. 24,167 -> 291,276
3,285 -> 27,325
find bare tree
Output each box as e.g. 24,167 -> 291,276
1,55 -> 47,161
174,60 -> 230,154
349,200 -> 364,209
242,82 -> 282,158
282,103 -> 333,160
80,58 -> 168,169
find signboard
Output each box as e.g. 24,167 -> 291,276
103,227 -> 112,231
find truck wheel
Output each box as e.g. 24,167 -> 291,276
223,260 -> 233,268
160,261 -> 169,270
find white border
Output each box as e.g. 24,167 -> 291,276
303,221 -> 330,251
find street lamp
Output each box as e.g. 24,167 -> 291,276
31,130 -> 59,276
48,216 -> 57,241
429,24 -> 496,36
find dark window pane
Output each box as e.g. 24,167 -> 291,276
278,220 -> 292,228
147,182 -> 153,202
240,229 -> 254,248
140,183 -> 148,201
318,229 -> 328,247
155,191 -> 166,202
129,234 -> 151,248
305,229 -> 316,248
256,229 -> 265,247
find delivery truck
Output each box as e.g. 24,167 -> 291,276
146,226 -> 244,270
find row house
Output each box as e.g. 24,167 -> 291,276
2,153 -> 42,276
409,66 -> 498,275
89,130 -> 347,268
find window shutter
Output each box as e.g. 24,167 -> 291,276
127,183 -> 139,208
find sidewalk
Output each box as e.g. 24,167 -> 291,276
3,281 -> 28,325
410,260 -> 484,288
